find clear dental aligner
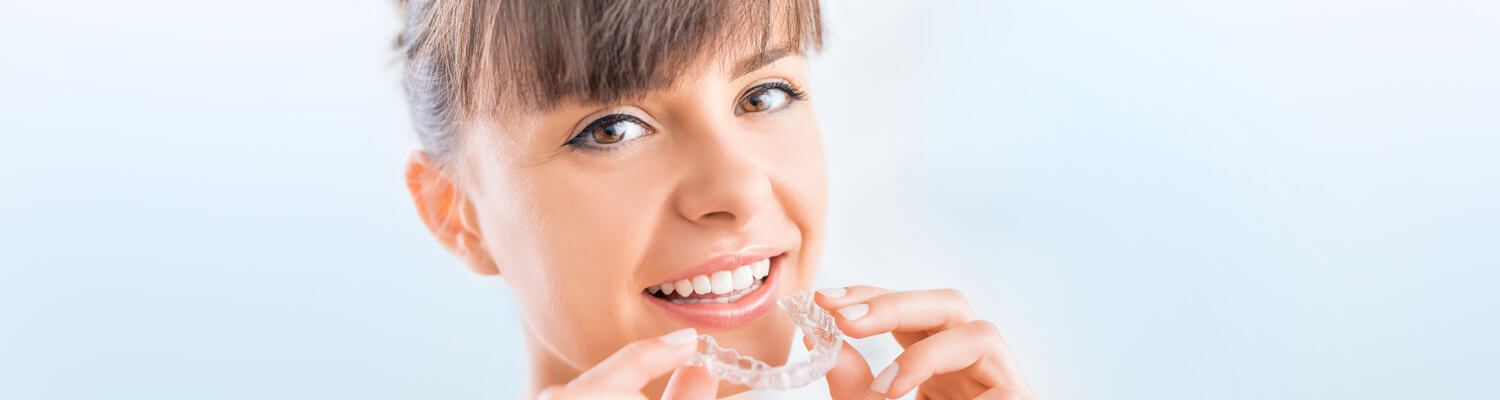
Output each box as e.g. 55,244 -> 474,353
687,290 -> 844,390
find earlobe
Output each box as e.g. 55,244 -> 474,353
453,229 -> 500,275
404,151 -> 501,276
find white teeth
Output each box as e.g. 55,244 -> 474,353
692,275 -> 712,295
665,279 -> 763,304
732,266 -> 753,290
650,258 -> 776,299
710,270 -> 733,294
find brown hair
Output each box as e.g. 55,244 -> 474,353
395,0 -> 824,164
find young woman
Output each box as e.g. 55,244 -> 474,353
395,0 -> 1037,398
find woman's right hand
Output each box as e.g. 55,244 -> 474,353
538,328 -> 719,400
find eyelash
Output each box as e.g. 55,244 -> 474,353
741,81 -> 809,107
564,114 -> 651,151
564,80 -> 808,152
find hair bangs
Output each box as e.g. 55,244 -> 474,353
398,0 -> 824,162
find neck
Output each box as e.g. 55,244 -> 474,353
523,328 -> 580,396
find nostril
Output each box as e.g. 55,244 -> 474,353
697,210 -> 736,222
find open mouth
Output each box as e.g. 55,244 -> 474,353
643,249 -> 785,329
645,258 -> 773,304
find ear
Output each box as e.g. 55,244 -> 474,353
404,151 -> 500,275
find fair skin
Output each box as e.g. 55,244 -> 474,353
405,41 -> 1037,399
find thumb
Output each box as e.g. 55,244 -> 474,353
819,341 -> 881,400
661,365 -> 718,400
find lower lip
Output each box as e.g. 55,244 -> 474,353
643,255 -> 783,330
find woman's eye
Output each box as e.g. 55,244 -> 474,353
569,114 -> 652,149
737,82 -> 805,114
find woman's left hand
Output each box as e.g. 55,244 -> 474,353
812,285 -> 1038,400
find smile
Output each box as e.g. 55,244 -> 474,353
646,258 -> 771,304
643,248 -> 785,330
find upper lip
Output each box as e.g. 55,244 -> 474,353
650,245 -> 784,288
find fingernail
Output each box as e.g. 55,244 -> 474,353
659,328 -> 698,345
817,287 -> 847,298
837,303 -> 869,320
870,361 -> 899,393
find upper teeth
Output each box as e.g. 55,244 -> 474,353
650,258 -> 771,297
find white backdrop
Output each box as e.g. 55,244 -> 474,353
2,0 -> 1496,399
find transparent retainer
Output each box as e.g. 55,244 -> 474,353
686,290 -> 844,390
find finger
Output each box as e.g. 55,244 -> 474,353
977,385 -> 1036,400
661,365 -> 717,400
537,385 -> 646,400
828,288 -> 978,346
815,285 -> 913,346
814,285 -> 891,311
870,320 -> 1010,399
571,328 -> 700,390
822,341 -> 884,400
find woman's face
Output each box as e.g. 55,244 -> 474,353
445,49 -> 826,385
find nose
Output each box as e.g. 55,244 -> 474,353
671,125 -> 775,230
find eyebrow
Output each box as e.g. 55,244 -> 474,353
729,46 -> 795,80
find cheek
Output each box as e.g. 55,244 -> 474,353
779,129 -> 828,238
477,168 -> 663,368
762,113 -> 829,286
761,108 -> 828,191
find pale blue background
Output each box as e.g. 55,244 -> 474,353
2,0 -> 1496,399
